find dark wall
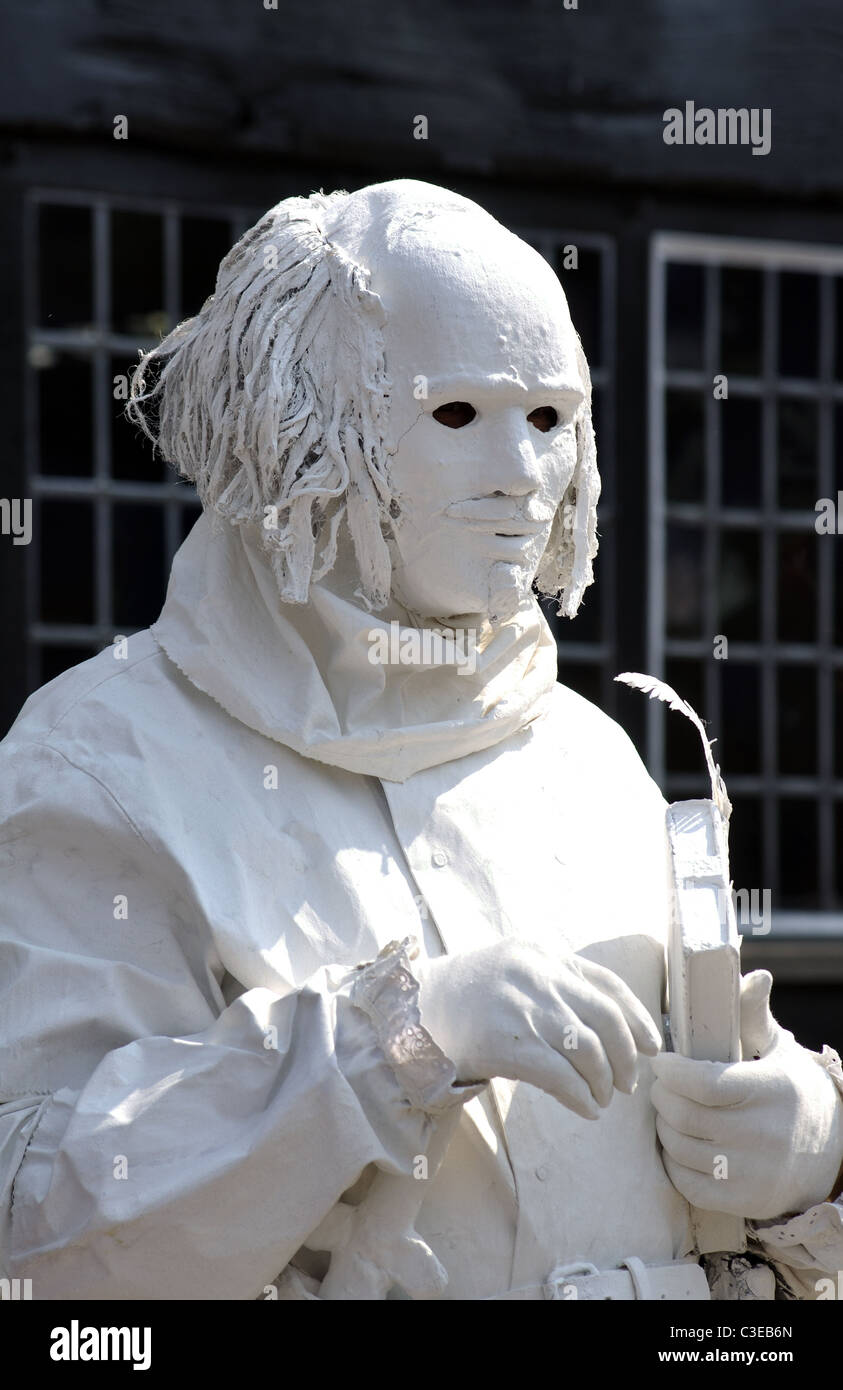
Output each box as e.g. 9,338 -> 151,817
0,0 -> 841,199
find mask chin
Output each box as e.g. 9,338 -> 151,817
388,562 -> 534,630
485,562 -> 536,625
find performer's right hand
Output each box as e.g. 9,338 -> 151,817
415,940 -> 662,1119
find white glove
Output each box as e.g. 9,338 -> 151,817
651,970 -> 843,1220
415,939 -> 662,1120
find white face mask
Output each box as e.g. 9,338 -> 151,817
334,203 -> 585,626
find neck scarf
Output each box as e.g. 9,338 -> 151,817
152,512 -> 558,782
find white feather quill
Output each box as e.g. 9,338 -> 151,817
614,671 -> 732,820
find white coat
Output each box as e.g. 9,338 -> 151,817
1,515 -> 841,1300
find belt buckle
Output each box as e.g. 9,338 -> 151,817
544,1256 -> 655,1301
543,1261 -> 600,1300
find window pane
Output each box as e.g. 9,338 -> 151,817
110,355 -> 163,482
666,262 -> 704,371
180,216 -> 232,319
37,204 -> 93,330
835,278 -> 843,382
777,666 -> 816,775
721,662 -> 760,773
665,391 -> 703,503
39,644 -> 99,686
180,504 -> 202,540
592,390 -> 612,504
563,561 -> 602,644
777,533 -> 817,642
777,399 -> 818,511
558,662 -> 602,707
666,526 -> 704,638
40,501 -> 95,623
720,267 -> 762,377
728,796 -> 762,902
112,504 -> 166,629
834,403 -> 843,495
665,658 -> 704,774
111,211 -> 166,338
718,530 -> 759,640
556,246 -> 602,368
778,273 -> 819,379
835,669 -> 843,778
721,395 -> 761,508
35,351 -> 94,476
779,799 -> 818,907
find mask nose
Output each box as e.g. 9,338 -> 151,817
483,406 -> 541,497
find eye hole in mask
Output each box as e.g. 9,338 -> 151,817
526,406 -> 558,433
432,401 -> 477,429
431,402 -> 561,432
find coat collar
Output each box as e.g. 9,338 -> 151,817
152,512 -> 558,782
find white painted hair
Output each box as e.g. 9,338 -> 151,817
536,329 -> 600,619
128,188 -> 599,618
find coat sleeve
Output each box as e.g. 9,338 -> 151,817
0,741 -> 466,1300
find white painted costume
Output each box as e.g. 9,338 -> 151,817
1,181 -> 841,1301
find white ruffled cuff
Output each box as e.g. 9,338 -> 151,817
348,937 -> 484,1116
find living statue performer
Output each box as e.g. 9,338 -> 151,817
1,180 -> 841,1301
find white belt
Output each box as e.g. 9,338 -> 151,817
484,1257 -> 711,1301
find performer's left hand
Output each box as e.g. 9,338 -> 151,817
650,971 -> 843,1220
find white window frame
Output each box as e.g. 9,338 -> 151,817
23,189 -> 256,688
648,231 -> 843,939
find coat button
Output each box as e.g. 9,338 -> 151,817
535,1165 -> 548,1181
432,850 -> 449,868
